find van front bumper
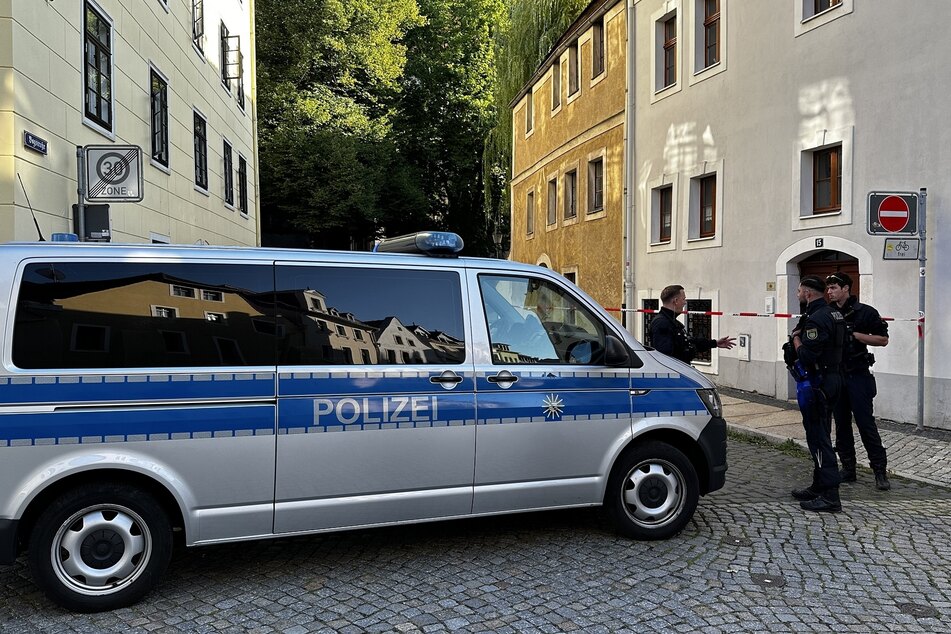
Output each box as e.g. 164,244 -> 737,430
698,416 -> 727,493
0,519 -> 18,565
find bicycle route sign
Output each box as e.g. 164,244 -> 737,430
867,191 -> 918,236
883,238 -> 919,261
84,145 -> 144,202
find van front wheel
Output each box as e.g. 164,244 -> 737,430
606,441 -> 699,540
28,483 -> 172,612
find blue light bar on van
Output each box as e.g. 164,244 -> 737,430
51,233 -> 80,242
373,231 -> 464,256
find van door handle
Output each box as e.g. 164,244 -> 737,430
430,370 -> 464,389
486,370 -> 519,388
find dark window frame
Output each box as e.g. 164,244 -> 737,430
223,140 -> 234,207
547,178 -> 558,226
813,145 -> 842,214
592,17 -> 605,77
568,41 -> 580,95
150,67 -> 169,167
192,0 -> 204,52
703,0 -> 720,69
588,158 -> 604,213
526,190 -> 535,235
699,174 -> 716,238
564,170 -> 577,220
551,59 -> 561,110
659,185 -> 673,243
663,15 -> 677,88
814,0 -> 842,16
83,2 -> 113,132
193,110 -> 208,191
238,154 -> 249,216
525,90 -> 533,134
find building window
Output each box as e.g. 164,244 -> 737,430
152,306 -> 178,319
699,175 -> 716,237
551,60 -> 561,110
223,140 -> 234,206
219,22 -> 241,93
202,289 -> 223,302
192,0 -> 204,52
361,349 -> 372,364
205,312 -> 225,322
150,68 -> 169,167
171,284 -> 195,298
238,155 -> 248,215
72,324 -> 109,353
564,170 -> 577,220
686,298 -> 712,362
663,15 -> 677,89
193,110 -> 208,191
812,0 -> 841,17
547,177 -> 558,226
526,190 -> 535,235
336,325 -> 346,336
525,90 -> 533,134
83,2 -> 113,132
703,0 -> 719,69
587,158 -> 604,213
160,331 -> 188,354
568,41 -> 579,96
659,185 -> 673,243
563,271 -> 576,284
592,17 -> 605,77
813,145 -> 842,214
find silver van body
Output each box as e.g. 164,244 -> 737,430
0,241 -> 726,611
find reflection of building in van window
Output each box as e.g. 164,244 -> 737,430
369,317 -> 429,364
275,289 -> 379,365
410,325 -> 465,362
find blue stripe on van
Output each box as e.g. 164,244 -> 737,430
632,389 -> 707,416
0,373 -> 276,405
0,404 -> 275,447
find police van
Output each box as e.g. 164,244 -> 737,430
0,232 -> 726,611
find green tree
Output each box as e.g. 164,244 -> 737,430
483,0 -> 588,252
257,0 -> 424,248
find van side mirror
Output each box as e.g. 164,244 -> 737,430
604,335 -> 632,367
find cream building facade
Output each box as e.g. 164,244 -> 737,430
513,0 -> 951,429
1,0 -> 259,246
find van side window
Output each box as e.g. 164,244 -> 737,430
275,266 -> 465,365
479,275 -> 606,365
13,262 -> 276,369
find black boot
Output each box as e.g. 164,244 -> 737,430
839,456 -> 857,483
791,485 -> 820,501
800,488 -> 842,512
875,470 -> 891,491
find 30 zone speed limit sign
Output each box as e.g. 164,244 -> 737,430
84,145 -> 144,202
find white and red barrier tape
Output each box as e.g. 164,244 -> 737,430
604,308 -> 926,337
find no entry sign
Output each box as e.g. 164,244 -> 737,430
867,192 -> 918,236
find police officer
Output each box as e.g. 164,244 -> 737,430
649,285 -> 735,363
789,275 -> 848,512
825,272 -> 891,490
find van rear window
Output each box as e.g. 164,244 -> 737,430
13,262 -> 277,369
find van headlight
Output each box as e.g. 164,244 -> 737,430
697,389 -> 722,418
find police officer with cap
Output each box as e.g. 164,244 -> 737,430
825,272 -> 891,490
789,275 -> 848,512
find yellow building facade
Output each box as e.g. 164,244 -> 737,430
509,0 -> 626,316
0,0 -> 259,245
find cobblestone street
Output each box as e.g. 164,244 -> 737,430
2,438 -> 950,633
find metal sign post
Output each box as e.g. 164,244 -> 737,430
917,188 -> 927,432
75,146 -> 86,241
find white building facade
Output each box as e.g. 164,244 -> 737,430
629,0 -> 950,428
1,0 -> 259,246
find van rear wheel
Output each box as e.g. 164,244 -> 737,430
28,483 -> 171,612
606,441 -> 699,540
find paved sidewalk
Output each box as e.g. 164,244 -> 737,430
718,386 -> 951,489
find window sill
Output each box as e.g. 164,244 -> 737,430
192,42 -> 205,62
801,6 -> 841,24
585,208 -> 606,221
150,158 -> 171,174
82,117 -> 116,141
649,240 -> 673,248
562,215 -> 579,227
800,209 -> 842,219
566,89 -> 581,106
194,184 -> 210,196
686,235 -> 716,243
589,70 -> 606,89
545,222 -> 558,232
551,104 -> 562,117
525,127 -> 535,140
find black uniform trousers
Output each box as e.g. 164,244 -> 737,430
833,370 -> 887,471
802,372 -> 843,491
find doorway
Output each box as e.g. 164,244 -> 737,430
798,251 -> 859,297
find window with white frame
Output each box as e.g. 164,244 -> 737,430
547,177 -> 557,226
150,67 -> 169,167
171,284 -> 195,298
587,158 -> 604,214
202,289 -> 223,302
796,0 -> 851,36
83,2 -> 113,133
686,166 -> 722,244
551,60 -> 561,110
661,14 -> 677,89
686,298 -> 712,362
152,306 -> 178,319
699,174 -> 716,237
526,190 -> 535,236
568,41 -> 579,96
592,16 -> 605,77
193,110 -> 208,190
564,170 -> 577,220
654,185 -> 673,243
223,139 -> 234,207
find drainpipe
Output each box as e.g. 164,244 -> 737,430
622,0 -> 636,333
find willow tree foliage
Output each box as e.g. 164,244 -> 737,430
483,0 -> 588,250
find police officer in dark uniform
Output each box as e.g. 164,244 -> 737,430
788,275 -> 848,512
649,285 -> 735,363
825,272 -> 891,490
